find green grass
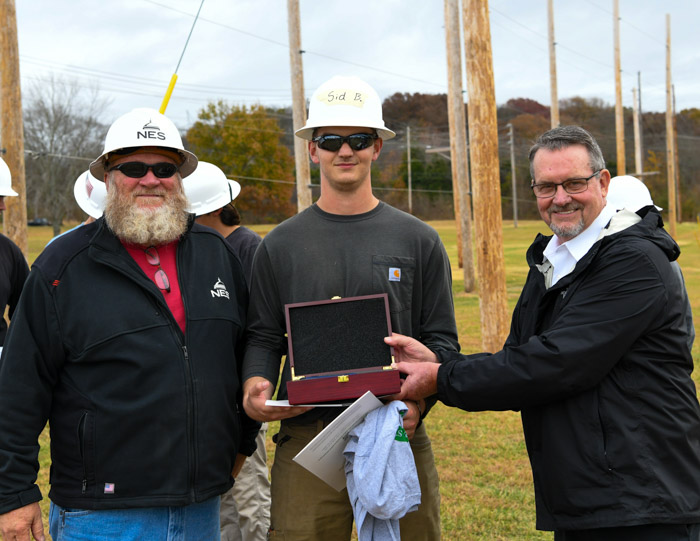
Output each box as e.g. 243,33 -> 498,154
27,217 -> 700,540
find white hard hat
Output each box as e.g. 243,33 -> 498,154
89,108 -> 197,180
0,157 -> 18,197
607,175 -> 662,212
73,170 -> 107,219
183,161 -> 241,216
295,75 -> 395,141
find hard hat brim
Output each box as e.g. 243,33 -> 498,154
295,124 -> 395,141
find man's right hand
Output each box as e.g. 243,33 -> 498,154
0,503 -> 45,541
243,376 -> 313,422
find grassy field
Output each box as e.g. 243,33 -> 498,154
26,216 -> 700,540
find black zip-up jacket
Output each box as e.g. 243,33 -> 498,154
0,217 -> 260,514
436,209 -> 700,530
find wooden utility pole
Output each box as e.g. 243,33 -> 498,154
444,0 -> 475,291
507,123 -> 518,228
0,0 -> 27,255
287,0 -> 312,212
672,84 -> 681,221
407,126 -> 413,214
637,72 -> 644,174
547,0 -> 559,128
665,13 -> 676,237
632,87 -> 642,175
463,0 -> 509,352
613,0 -> 625,175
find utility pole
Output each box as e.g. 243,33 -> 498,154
287,0 -> 312,212
673,84 -> 681,222
632,87 -> 642,176
637,72 -> 644,174
406,125 -> 412,214
613,0 -> 625,175
463,0 -> 509,352
507,123 -> 518,228
443,0 -> 475,291
0,0 -> 27,255
547,0 -> 559,128
665,13 -> 676,237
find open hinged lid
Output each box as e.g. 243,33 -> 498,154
284,293 -> 394,381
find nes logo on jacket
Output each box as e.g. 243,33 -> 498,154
211,278 -> 230,299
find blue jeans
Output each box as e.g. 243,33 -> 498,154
49,497 -> 221,541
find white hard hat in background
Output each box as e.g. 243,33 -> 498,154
0,157 -> 18,197
607,175 -> 662,212
73,170 -> 107,219
295,75 -> 396,141
89,108 -> 198,180
183,161 -> 241,216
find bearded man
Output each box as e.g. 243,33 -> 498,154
0,108 -> 259,541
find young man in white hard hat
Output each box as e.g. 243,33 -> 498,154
0,156 -> 29,347
0,108 -> 260,541
184,162 -> 270,541
242,76 -> 459,540
386,126 -> 700,540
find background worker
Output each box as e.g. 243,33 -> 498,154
388,125 -> 700,540
0,156 -> 29,347
184,161 -> 270,541
46,170 -> 107,245
0,108 -> 259,541
242,75 -> 459,541
606,174 -> 694,350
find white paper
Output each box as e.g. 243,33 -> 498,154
292,391 -> 383,491
265,399 -> 351,407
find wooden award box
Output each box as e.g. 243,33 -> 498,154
284,293 -> 400,405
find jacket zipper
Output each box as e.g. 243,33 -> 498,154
78,410 -> 89,494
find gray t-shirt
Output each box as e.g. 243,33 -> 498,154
244,201 -> 459,423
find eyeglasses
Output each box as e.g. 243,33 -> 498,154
144,246 -> 171,293
311,133 -> 377,152
109,162 -> 179,179
530,170 -> 602,199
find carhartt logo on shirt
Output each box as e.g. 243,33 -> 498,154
211,278 -> 230,299
389,267 -> 401,282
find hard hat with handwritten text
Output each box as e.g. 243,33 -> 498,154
295,75 -> 395,141
89,107 -> 197,179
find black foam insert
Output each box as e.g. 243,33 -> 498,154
288,297 -> 391,376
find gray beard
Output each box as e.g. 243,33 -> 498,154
104,183 -> 190,246
549,218 -> 585,241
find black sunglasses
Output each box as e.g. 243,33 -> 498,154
109,162 -> 179,179
311,133 -> 377,152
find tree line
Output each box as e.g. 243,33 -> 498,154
23,79 -> 700,229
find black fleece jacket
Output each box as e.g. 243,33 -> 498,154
437,209 -> 700,530
0,216 -> 259,514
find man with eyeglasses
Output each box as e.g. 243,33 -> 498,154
0,108 -> 260,541
242,76 -> 459,540
385,125 -> 700,540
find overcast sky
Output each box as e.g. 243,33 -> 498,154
15,0 -> 700,131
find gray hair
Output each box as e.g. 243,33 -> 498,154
528,125 -> 606,179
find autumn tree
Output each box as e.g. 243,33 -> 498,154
186,102 -> 296,223
23,77 -> 108,234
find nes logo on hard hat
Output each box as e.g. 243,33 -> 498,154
138,119 -> 167,141
295,75 -> 395,141
89,107 -> 198,180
